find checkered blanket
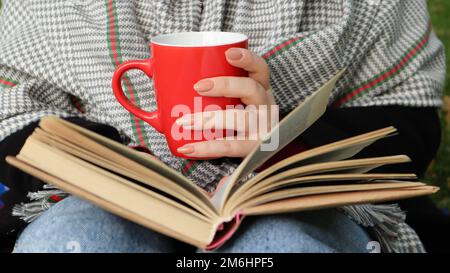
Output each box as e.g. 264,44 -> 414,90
0,0 -> 445,253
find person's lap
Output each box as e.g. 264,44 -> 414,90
13,196 -> 371,253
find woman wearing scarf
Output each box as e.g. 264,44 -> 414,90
0,0 -> 447,252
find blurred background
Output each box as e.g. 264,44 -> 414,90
426,0 -> 449,211
0,1 -> 448,210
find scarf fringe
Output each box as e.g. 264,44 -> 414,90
12,185 -> 68,223
340,204 -> 408,253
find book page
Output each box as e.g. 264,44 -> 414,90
248,155 -> 411,187
242,185 -> 439,216
230,127 -> 397,200
39,117 -> 213,208
31,130 -> 217,218
222,155 -> 413,216
247,173 -> 417,200
225,173 -> 417,214
212,70 -> 346,211
240,181 -> 423,209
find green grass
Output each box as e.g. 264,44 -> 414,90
426,0 -> 450,209
0,0 -> 449,209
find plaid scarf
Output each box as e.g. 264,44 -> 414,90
1,0 -> 444,253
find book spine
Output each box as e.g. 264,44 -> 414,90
205,211 -> 245,251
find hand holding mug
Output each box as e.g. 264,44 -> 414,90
112,32 -> 277,159
176,48 -> 278,158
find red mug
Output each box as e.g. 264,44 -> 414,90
112,32 -> 248,158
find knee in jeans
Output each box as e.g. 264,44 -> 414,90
13,196 -> 180,253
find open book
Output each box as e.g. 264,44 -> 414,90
6,71 -> 438,250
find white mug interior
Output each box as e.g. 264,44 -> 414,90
151,32 -> 248,47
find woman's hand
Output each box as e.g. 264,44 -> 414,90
176,48 -> 278,158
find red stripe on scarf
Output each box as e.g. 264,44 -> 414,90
334,25 -> 432,107
107,0 -> 146,146
0,78 -> 17,87
262,36 -> 303,60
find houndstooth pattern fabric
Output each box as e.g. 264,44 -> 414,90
0,0 -> 445,252
392,223 -> 427,253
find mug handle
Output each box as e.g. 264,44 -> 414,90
111,59 -> 163,133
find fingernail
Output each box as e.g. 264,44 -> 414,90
176,114 -> 194,126
226,48 -> 243,61
194,79 -> 214,92
177,144 -> 195,154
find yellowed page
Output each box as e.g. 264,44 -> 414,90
32,129 -> 216,218
239,181 -> 423,210
242,185 -> 439,216
254,155 -> 410,184
13,138 -> 218,247
39,117 -> 213,209
230,127 -> 397,200
226,173 -> 417,213
223,155 -> 411,215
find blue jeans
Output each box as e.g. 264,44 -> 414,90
13,196 -> 371,253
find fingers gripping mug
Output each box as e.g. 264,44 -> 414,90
112,32 -> 248,158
